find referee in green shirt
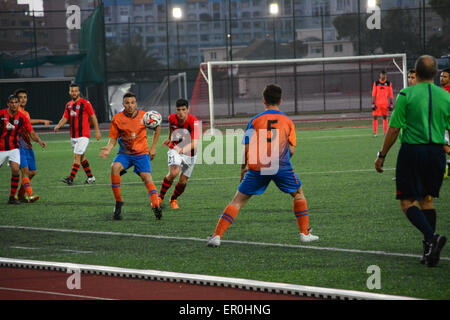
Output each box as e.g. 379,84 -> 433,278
375,55 -> 450,267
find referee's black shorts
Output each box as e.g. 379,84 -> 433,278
396,143 -> 446,201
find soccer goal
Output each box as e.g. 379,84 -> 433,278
190,54 -> 407,130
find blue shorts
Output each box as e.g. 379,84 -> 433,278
238,167 -> 302,195
113,153 -> 152,175
19,148 -> 36,171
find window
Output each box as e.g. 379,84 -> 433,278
200,34 -> 209,42
210,52 -> 217,60
188,24 -> 197,32
311,46 -> 322,54
119,7 -> 129,16
253,21 -> 262,28
334,44 -> 343,52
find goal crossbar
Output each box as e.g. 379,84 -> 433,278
199,54 -> 407,130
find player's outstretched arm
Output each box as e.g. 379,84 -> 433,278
288,143 -> 296,158
149,126 -> 161,160
374,126 -> 400,173
240,144 -> 249,182
89,114 -> 102,141
100,138 -> 117,159
54,117 -> 68,132
30,131 -> 46,148
162,127 -> 173,147
30,119 -> 52,126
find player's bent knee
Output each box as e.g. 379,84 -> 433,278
111,163 -> 124,175
420,195 -> 434,210
399,199 -> 417,213
140,172 -> 153,184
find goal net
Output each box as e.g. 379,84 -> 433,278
190,54 -> 407,129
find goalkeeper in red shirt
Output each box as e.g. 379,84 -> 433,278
371,70 -> 394,137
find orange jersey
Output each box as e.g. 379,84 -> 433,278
372,79 -> 393,107
18,107 -> 33,149
110,109 -> 149,155
243,110 -> 296,172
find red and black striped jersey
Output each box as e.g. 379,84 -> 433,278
0,108 -> 33,151
63,98 -> 96,138
168,113 -> 200,156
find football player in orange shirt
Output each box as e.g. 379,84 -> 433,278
13,88 -> 52,203
207,84 -> 318,247
100,92 -> 162,220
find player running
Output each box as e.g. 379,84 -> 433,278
13,88 -> 52,203
372,70 -> 394,137
54,83 -> 101,185
99,92 -> 162,220
207,84 -> 319,248
158,99 -> 200,210
1,94 -> 46,204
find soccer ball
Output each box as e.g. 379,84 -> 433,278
143,110 -> 162,129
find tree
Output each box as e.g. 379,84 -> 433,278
429,0 -> 450,31
380,9 -> 421,56
427,0 -> 450,56
333,9 -> 421,56
107,35 -> 164,81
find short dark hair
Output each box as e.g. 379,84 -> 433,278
408,69 -> 416,74
176,98 -> 189,108
14,88 -> 27,96
69,82 -> 79,89
7,94 -> 18,102
263,84 -> 282,106
123,92 -> 136,100
415,55 -> 437,80
380,70 -> 386,74
442,68 -> 450,75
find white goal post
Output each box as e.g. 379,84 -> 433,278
197,54 -> 407,131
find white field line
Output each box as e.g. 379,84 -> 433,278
0,287 -> 115,300
0,168 -> 396,192
9,246 -> 92,254
1,225 -> 447,261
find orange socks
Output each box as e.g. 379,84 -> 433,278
213,204 -> 239,239
21,177 -> 33,197
383,119 -> 389,134
146,182 -> 159,208
372,120 -> 378,135
294,199 -> 310,235
111,174 -> 122,202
